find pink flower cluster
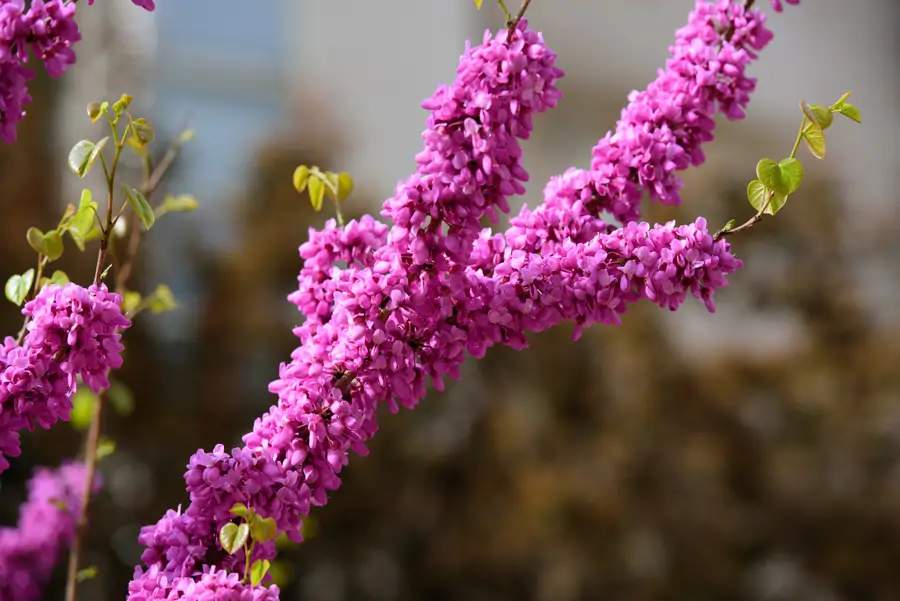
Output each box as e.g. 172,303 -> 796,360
128,566 -> 279,601
129,1 -> 801,598
0,284 -> 130,473
0,0 -> 79,142
0,462 -> 98,601
0,0 -> 152,143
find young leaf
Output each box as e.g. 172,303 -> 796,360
293,165 -> 311,193
835,102 -> 862,124
123,186 -> 155,230
777,157 -> 804,194
69,189 -> 98,251
250,515 -> 278,543
155,194 -> 199,218
722,219 -> 736,232
146,284 -> 177,314
41,231 -> 64,262
112,93 -> 133,117
229,503 -> 249,518
307,176 -> 325,212
76,566 -> 99,582
46,270 -> 70,287
96,437 -> 117,460
221,522 -> 250,555
755,159 -> 783,194
68,140 -> 97,178
807,103 -> 833,129
88,137 -> 109,174
122,290 -> 142,314
5,269 -> 34,306
130,118 -> 155,146
337,172 -> 354,202
764,190 -> 789,216
322,172 -> 339,202
26,226 -> 45,255
746,179 -> 769,213
70,386 -> 97,431
250,559 -> 272,587
802,122 -> 826,159
87,102 -> 106,123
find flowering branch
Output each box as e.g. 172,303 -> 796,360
123,3 -> 820,600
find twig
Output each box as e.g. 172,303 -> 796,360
64,130 -> 183,601
115,140 -> 185,294
507,0 -> 532,37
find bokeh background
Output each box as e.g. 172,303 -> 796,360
2,1 -> 900,600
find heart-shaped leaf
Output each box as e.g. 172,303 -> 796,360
5,268 -> 34,306
219,522 -> 249,555
250,559 -> 271,587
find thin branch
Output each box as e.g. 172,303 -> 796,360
507,0 -> 532,37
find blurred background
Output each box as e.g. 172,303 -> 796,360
2,1 -> 899,600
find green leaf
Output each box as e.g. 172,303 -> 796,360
146,284 -> 177,314
802,122 -> 826,159
122,290 -> 141,314
87,101 -> 107,123
746,179 -> 769,213
69,189 -> 98,251
251,516 -> 278,543
41,230 -> 64,262
293,165 -> 311,193
5,269 -> 34,306
807,103 -> 833,129
107,380 -> 135,416
764,190 -> 788,216
68,140 -> 99,178
46,270 -> 70,287
26,226 -> 45,254
307,176 -> 325,212
155,194 -> 199,218
96,437 -> 116,460
336,172 -> 354,202
219,522 -> 249,555
70,386 -> 97,431
76,566 -> 99,582
100,263 -> 112,281
322,172 -> 339,202
250,559 -> 271,587
130,117 -> 155,146
777,157 -> 804,194
123,186 -> 155,230
229,503 -> 249,518
755,159 -> 782,193
112,93 -> 133,118
835,102 -> 862,124
722,219 -> 736,232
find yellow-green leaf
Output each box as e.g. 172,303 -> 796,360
802,122 -> 826,159
293,165 -> 310,193
746,179 -> 769,213
337,172 -> 354,202
307,176 -> 325,212
250,559 -> 271,587
123,186 -> 155,230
